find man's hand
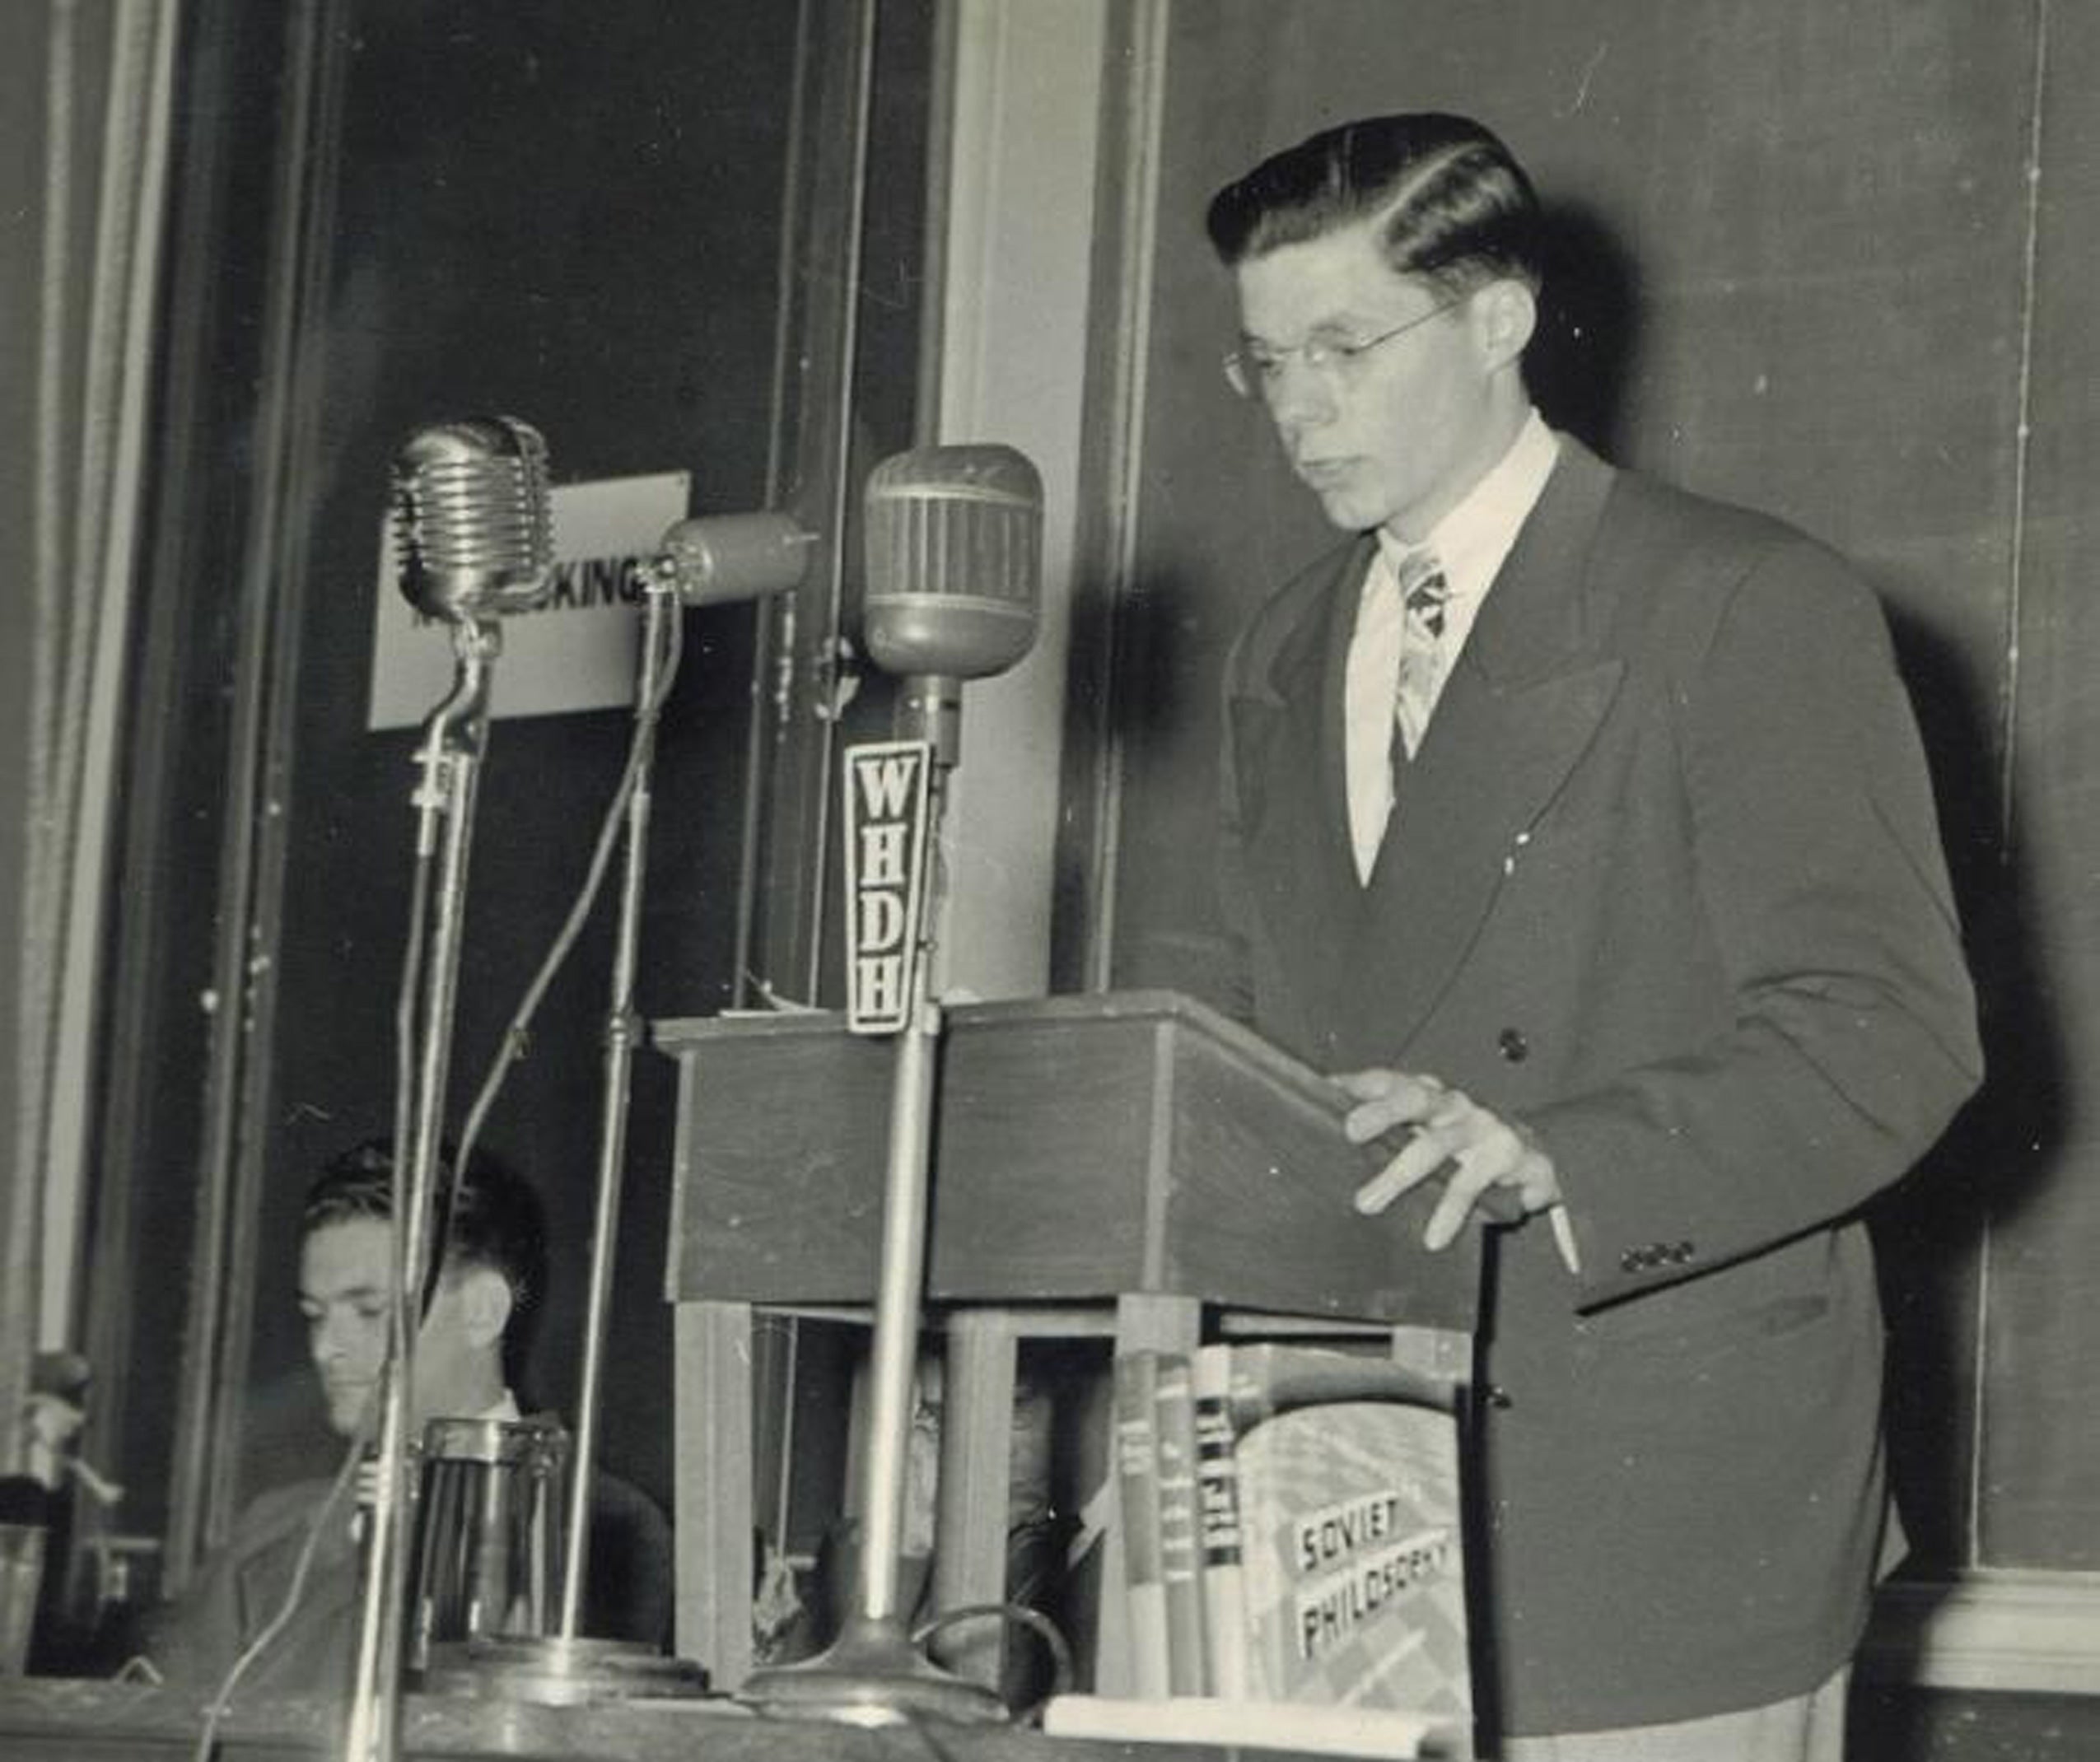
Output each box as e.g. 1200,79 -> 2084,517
1337,1068 -> 1562,1251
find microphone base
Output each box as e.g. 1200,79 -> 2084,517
738,1615 -> 1007,1727
420,1635 -> 713,1706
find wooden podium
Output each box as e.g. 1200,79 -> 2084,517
654,991 -> 1479,1692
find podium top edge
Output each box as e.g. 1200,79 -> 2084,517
653,986 -> 1222,1041
650,989 -> 1346,1121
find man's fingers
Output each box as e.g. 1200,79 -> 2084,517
1425,1134 -> 1554,1245
1341,1074 -> 1560,1249
1357,1106 -> 1541,1236
1352,1121 -> 1458,1214
1425,1155 -> 1503,1250
1337,1069 -> 1445,1144
1352,1155 -> 1432,1215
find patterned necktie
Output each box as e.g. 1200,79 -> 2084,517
1391,547 -> 1450,767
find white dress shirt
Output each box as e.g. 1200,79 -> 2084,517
1345,409 -> 1562,882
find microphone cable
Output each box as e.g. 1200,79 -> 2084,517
185,595 -> 675,1755
392,790 -> 439,1322
440,591 -> 685,1234
186,1422 -> 368,1762
184,704 -> 430,1756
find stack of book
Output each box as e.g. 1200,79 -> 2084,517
1071,1341 -> 1472,1747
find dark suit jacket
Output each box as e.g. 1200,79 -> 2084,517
147,1452 -> 674,1703
1217,438 -> 1981,1735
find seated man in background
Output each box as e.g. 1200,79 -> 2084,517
147,1137 -> 672,1699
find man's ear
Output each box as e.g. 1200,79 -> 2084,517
455,1265 -> 515,1349
1475,278 -> 1538,373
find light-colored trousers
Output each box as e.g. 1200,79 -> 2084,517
1500,1665 -> 1850,1762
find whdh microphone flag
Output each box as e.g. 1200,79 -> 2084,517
390,415 -> 556,622
843,741 -> 932,1033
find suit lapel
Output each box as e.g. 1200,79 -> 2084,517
1315,539 -> 1367,882
1226,537 -> 1374,1028
1226,445 -> 1631,1061
1354,443 -> 1625,1054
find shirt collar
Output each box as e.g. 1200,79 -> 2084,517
1374,408 -> 1560,604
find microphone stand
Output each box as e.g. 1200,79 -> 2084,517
740,674 -> 1005,1727
556,575 -> 674,1646
343,616 -> 501,1762
426,566 -> 709,1704
404,520 -> 805,1707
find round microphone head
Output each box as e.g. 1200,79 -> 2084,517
391,416 -> 555,622
862,443 -> 1043,679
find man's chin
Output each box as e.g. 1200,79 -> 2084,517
1305,481 -> 1389,532
324,1390 -> 375,1437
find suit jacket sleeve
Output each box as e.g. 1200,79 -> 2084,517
141,1479 -> 350,1693
1524,537 -> 1981,1306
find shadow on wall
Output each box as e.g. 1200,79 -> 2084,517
1527,199 -> 1644,464
1080,551 -> 1255,1010
1524,189 -> 2039,1575
1870,602 -> 2058,1569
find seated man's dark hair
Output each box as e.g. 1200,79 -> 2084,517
1206,112 -> 1543,296
302,1136 -> 548,1321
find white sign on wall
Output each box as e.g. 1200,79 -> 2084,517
366,471 -> 690,730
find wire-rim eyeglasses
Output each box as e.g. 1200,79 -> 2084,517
1222,295 -> 1465,401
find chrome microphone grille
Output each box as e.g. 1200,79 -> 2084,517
391,416 -> 555,622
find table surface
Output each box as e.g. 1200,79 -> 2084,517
0,1676 -> 1468,1761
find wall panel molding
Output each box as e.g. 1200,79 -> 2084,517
1051,0 -> 1172,995
931,0 -> 1110,1000
1866,1572 -> 2100,1695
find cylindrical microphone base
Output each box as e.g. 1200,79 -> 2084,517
738,1615 -> 1006,1727
421,1635 -> 712,1707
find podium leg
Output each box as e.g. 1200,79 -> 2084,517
1387,1323 -> 1472,1387
675,1299 -> 755,1688
1113,1291 -> 1202,1356
931,1310 -> 1019,1690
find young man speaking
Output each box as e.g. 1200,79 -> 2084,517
1205,114 -> 1979,1758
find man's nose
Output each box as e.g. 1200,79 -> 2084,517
1266,357 -> 1336,430
311,1314 -> 349,1364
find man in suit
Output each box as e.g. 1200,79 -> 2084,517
147,1138 -> 672,1699
1205,114 -> 1980,1758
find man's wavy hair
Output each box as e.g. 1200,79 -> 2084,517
301,1136 -> 548,1323
1206,112 -> 1544,298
